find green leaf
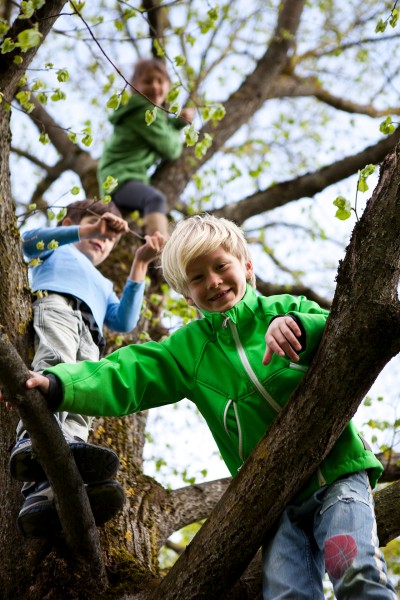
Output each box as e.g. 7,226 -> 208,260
57,68 -> 70,83
68,131 -> 78,143
211,104 -> 226,121
357,178 -> 368,193
17,26 -> 42,52
51,88 -> 66,102
194,133 -> 212,159
81,133 -> 93,146
13,55 -> 23,65
375,18 -> 387,33
0,18 -> 10,36
39,132 -> 50,145
71,186 -> 80,195
19,1 -> 35,19
56,208 -> 67,221
166,87 -> 180,103
106,93 -> 121,110
379,116 -> 395,135
174,54 -> 186,66
153,39 -> 165,57
102,175 -> 118,193
184,124 -> 199,146
333,196 -> 352,220
47,239 -> 59,251
1,38 -> 16,54
37,92 -> 48,105
145,107 -> 157,126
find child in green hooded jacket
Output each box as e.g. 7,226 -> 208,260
8,215 -> 397,598
98,58 -> 194,239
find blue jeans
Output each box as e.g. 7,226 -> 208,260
262,471 -> 397,599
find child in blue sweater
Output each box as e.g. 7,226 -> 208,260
11,198 -> 164,538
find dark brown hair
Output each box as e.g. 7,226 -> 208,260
58,199 -> 122,226
131,58 -> 170,85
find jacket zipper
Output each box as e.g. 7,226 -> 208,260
226,318 -> 282,413
288,361 -> 308,373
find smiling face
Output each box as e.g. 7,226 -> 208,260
184,247 -> 253,313
73,215 -> 116,266
133,67 -> 170,106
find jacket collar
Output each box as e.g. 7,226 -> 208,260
201,284 -> 259,330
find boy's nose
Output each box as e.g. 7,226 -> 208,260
207,273 -> 221,288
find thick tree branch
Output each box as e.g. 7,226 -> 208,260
256,279 -> 331,310
161,478 -> 231,539
272,73 -> 400,117
152,0 -> 306,205
0,2 -> 68,98
24,93 -> 99,197
216,127 -> 400,224
151,144 -> 400,599
0,330 -> 107,590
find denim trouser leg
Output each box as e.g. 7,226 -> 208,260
262,471 -> 397,600
16,293 -> 99,442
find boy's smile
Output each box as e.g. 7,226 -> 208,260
185,248 -> 253,313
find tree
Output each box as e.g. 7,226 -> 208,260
0,1 -> 400,598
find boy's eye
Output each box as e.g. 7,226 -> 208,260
217,263 -> 227,270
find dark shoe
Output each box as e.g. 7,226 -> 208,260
10,435 -> 119,484
17,480 -> 125,539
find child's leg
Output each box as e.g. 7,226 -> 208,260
112,180 -> 169,238
314,471 -> 397,599
262,498 -> 325,599
16,293 -> 98,442
12,294 -> 118,483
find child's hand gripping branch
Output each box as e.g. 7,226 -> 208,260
79,211 -> 129,242
263,316 -> 303,365
129,231 -> 166,282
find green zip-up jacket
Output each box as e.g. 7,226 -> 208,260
98,94 -> 186,193
45,286 -> 383,500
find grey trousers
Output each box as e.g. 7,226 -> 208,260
16,293 -> 100,442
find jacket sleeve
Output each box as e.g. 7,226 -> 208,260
262,293 -> 329,360
22,226 -> 80,259
103,279 -> 145,333
286,296 -> 329,361
44,340 -> 189,417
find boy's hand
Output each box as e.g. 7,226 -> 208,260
135,231 -> 166,263
0,371 -> 49,408
25,371 -> 50,394
130,231 -> 166,282
81,213 -> 129,241
263,316 -> 302,365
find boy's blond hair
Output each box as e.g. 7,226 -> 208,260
162,214 -> 256,295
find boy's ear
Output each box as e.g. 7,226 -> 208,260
245,259 -> 254,280
61,217 -> 73,226
184,295 -> 195,306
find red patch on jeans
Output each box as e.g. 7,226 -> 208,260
324,534 -> 357,579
